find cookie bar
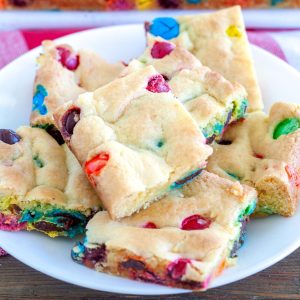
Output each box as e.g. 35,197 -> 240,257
54,66 -> 212,219
31,40 -> 124,126
0,126 -> 101,237
72,171 -> 257,290
3,0 -> 300,10
124,38 -> 248,143
2,0 -> 107,10
207,102 -> 300,217
145,6 -> 262,112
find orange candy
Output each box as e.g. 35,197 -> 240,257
84,152 -> 110,177
215,259 -> 227,277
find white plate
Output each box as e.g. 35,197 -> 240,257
0,25 -> 300,295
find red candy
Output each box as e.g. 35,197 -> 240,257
146,75 -> 170,93
151,41 -> 175,59
254,153 -> 264,159
143,222 -> 157,229
106,0 -> 135,10
167,258 -> 191,280
285,165 -> 300,187
84,152 -> 110,177
56,47 -> 80,71
181,214 -> 211,231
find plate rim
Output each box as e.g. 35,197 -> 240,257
0,24 -> 300,295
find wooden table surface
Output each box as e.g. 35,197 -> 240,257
0,248 -> 299,300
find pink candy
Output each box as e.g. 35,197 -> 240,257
146,75 -> 170,93
167,258 -> 191,280
151,41 -> 175,59
0,213 -> 26,231
56,47 -> 80,71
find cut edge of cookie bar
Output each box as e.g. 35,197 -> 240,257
255,168 -> 298,217
71,171 -> 257,290
145,5 -> 263,112
124,37 -> 248,143
207,102 -> 300,217
31,40 -> 124,127
256,102 -> 300,216
0,126 -> 101,238
54,66 -> 212,220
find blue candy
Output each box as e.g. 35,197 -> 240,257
149,17 -> 180,40
271,0 -> 284,5
71,242 -> 85,261
156,139 -> 164,148
187,0 -> 201,3
32,84 -> 48,115
19,206 -> 87,238
20,210 -> 43,223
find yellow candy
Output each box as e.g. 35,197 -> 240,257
136,0 -> 155,10
226,25 -> 242,38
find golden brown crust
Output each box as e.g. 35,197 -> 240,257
54,66 -> 212,219
31,40 -> 124,126
118,171 -> 256,232
147,6 -> 262,112
0,126 -> 100,211
76,48 -> 124,91
72,171 -> 256,289
86,216 -> 229,283
207,102 -> 300,216
124,38 -> 247,130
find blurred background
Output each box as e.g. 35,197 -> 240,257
1,1 -> 300,70
0,2 -> 300,299
1,0 -> 300,29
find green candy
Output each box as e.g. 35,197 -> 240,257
226,171 -> 241,181
33,155 -> 44,168
273,118 -> 300,140
243,201 -> 257,216
32,123 -> 51,130
238,201 -> 257,221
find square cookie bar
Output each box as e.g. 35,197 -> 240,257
207,102 -> 300,217
31,40 -> 124,126
54,66 -> 212,219
145,6 -> 262,112
0,126 -> 101,237
72,171 -> 257,290
124,37 -> 248,143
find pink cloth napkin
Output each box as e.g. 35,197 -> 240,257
1,28 -> 300,70
0,27 -> 300,257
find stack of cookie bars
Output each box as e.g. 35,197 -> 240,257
0,6 -> 299,291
